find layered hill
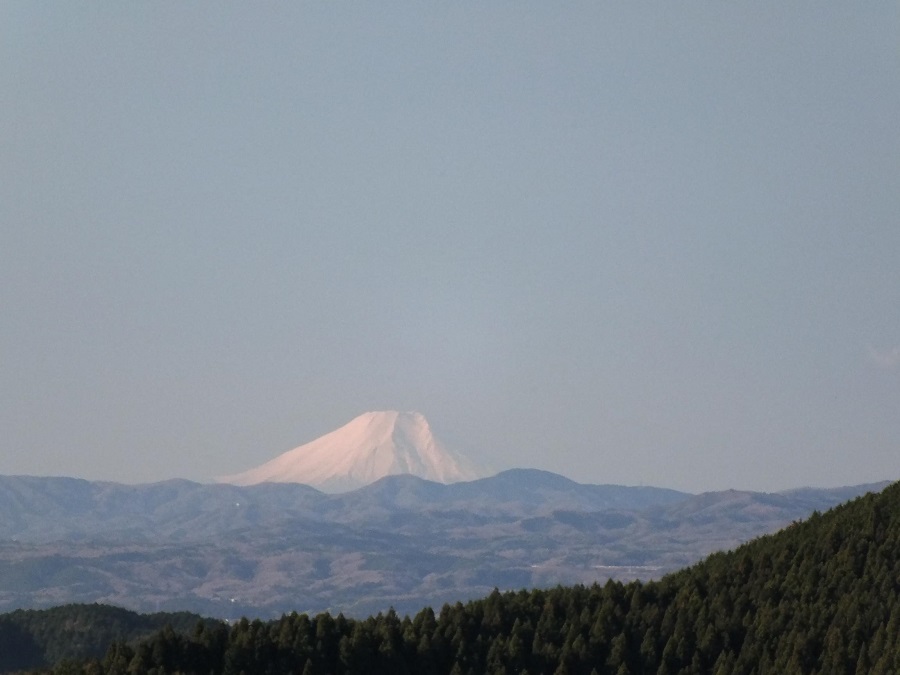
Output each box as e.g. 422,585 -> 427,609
26,479 -> 900,674
0,472 -> 886,618
218,411 -> 484,492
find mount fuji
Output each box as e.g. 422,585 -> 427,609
218,410 -> 486,492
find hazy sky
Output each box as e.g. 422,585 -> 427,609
2,4 -> 898,493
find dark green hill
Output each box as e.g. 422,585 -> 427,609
22,480 -> 900,673
0,603 -> 218,673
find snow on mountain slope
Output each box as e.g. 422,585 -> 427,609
218,411 -> 485,492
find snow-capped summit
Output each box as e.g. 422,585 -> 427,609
218,411 -> 485,492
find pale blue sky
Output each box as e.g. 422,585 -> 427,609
2,3 -> 898,492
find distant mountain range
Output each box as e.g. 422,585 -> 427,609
0,469 -> 684,543
0,470 -> 888,618
218,411 -> 486,492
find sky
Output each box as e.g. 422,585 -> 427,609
1,3 -> 898,493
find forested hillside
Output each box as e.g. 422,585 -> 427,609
0,604 -> 217,673
29,481 -> 899,674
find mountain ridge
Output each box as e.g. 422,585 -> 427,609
0,471 -> 890,617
